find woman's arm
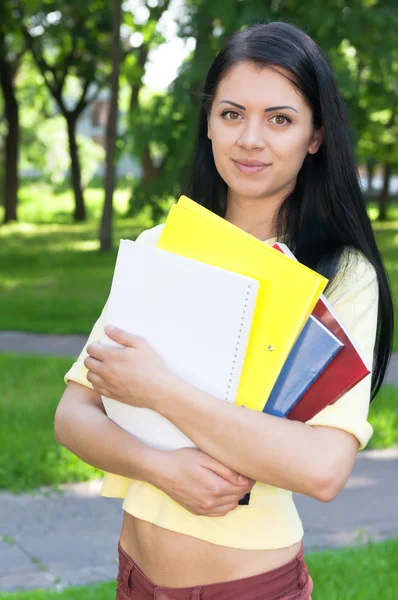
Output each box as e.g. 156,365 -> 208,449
54,381 -> 254,516
85,255 -> 378,503
152,375 -> 359,502
85,326 -> 358,502
54,381 -> 162,482
150,256 -> 378,501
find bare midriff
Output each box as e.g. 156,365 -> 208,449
119,512 -> 302,588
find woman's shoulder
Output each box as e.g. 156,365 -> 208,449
325,246 -> 378,305
135,223 -> 166,246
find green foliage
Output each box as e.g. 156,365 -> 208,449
0,0 -> 26,58
27,116 -> 105,187
29,116 -> 69,182
125,0 -> 398,218
18,54 -> 55,175
2,0 -> 397,224
20,0 -> 114,93
78,137 -> 106,188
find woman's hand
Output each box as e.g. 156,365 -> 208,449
84,325 -> 177,409
155,447 -> 255,517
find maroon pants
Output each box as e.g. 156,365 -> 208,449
116,541 -> 313,599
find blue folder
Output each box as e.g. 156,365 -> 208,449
263,316 -> 344,418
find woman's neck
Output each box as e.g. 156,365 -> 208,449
224,192 -> 282,241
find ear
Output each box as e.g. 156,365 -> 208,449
308,127 -> 324,155
207,117 -> 212,140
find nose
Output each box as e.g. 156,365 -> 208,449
237,119 -> 266,151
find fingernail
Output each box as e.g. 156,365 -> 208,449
105,325 -> 115,332
238,475 -> 247,483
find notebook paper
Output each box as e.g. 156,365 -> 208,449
100,240 -> 259,450
157,196 -> 328,411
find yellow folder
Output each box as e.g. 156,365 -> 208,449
157,196 -> 328,411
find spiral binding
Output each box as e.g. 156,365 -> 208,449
224,282 -> 254,402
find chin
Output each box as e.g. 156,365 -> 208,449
229,184 -> 274,200
224,172 -> 272,198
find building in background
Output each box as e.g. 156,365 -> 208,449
78,89 -> 142,179
21,89 -> 142,181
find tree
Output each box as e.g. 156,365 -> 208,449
341,14 -> 398,220
117,0 -> 172,220
125,0 -> 398,223
99,0 -> 122,251
0,1 -> 26,223
0,36 -> 19,223
21,0 -> 113,221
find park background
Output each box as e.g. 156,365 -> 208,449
1,0 -> 398,598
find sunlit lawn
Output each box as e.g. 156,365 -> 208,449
0,354 -> 103,492
0,181 -> 163,333
0,184 -> 397,345
0,538 -> 397,599
0,188 -> 396,600
370,204 -> 398,350
0,351 -> 396,493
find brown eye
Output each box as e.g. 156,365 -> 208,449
221,110 -> 241,120
271,114 -> 292,126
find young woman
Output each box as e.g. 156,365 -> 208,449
55,22 -> 394,600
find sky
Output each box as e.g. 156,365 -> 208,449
127,0 -> 196,90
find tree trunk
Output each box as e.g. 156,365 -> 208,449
142,144 -> 160,184
100,0 -> 122,251
365,158 -> 376,200
129,45 -> 149,114
378,161 -> 391,221
0,54 -> 19,223
66,115 -> 86,222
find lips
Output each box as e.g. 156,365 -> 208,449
234,159 -> 267,167
232,159 -> 270,174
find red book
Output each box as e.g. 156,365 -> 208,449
272,243 -> 370,422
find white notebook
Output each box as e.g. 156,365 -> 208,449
101,239 -> 259,451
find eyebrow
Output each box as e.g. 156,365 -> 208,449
218,100 -> 298,114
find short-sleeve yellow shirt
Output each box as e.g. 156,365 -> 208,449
64,223 -> 378,550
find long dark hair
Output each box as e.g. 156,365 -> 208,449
187,21 -> 394,401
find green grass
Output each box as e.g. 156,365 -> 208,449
306,538 -> 398,599
0,354 -> 102,492
371,204 -> 398,351
14,179 -> 132,225
0,353 -> 396,493
0,538 -> 397,599
368,385 -> 398,449
0,182 -> 164,334
0,581 -> 116,599
0,184 -> 397,346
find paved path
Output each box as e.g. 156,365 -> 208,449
0,332 -> 88,358
1,332 -> 397,386
386,352 -> 398,385
0,332 -> 397,593
1,448 -> 397,593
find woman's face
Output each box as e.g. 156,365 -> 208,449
207,62 -> 322,203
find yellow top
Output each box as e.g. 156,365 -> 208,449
157,196 -> 328,411
64,223 -> 378,550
